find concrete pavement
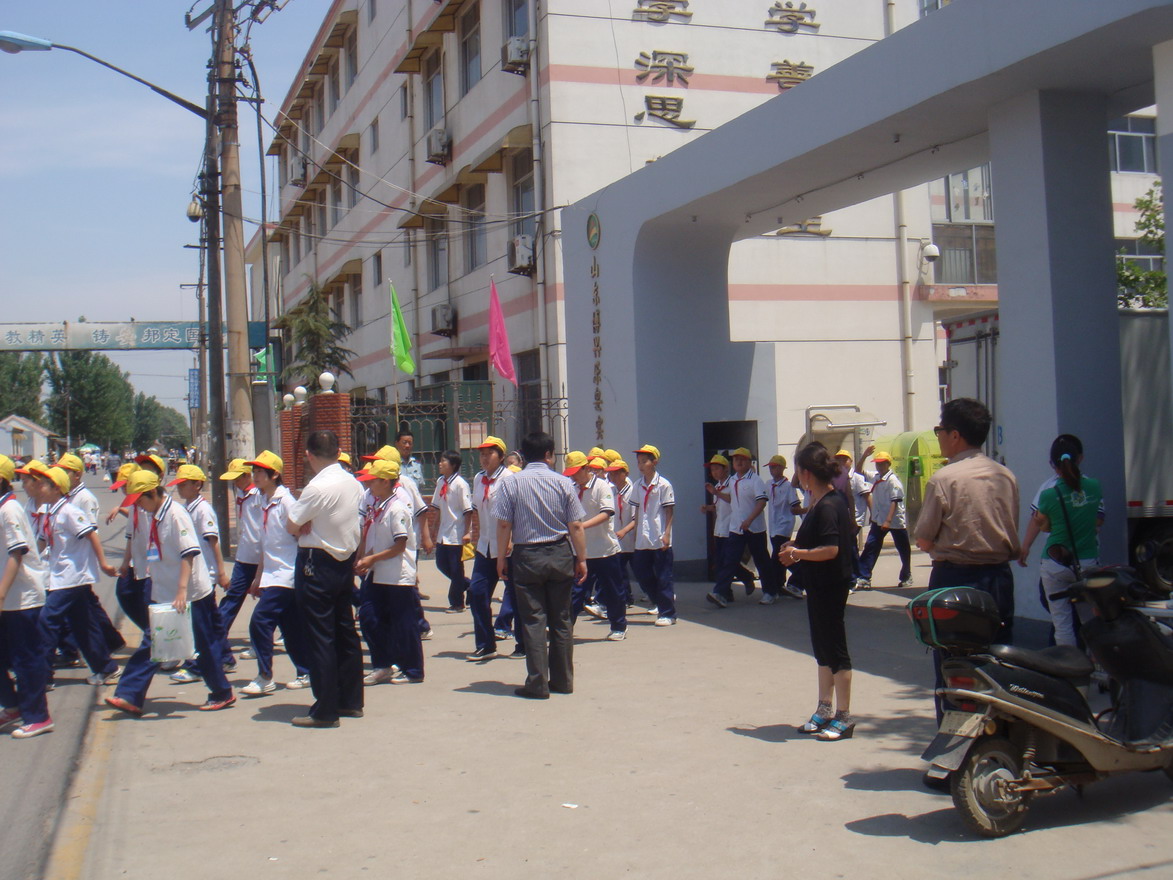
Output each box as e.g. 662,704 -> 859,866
41,549 -> 1173,880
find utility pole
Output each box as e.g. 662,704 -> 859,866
203,80 -> 230,546
215,0 -> 255,461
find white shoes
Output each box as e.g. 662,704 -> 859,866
654,617 -> 676,627
87,668 -> 121,686
759,593 -> 778,605
241,677 -> 275,696
285,675 -> 312,690
169,669 -> 201,683
364,667 -> 394,685
584,603 -> 606,620
238,648 -> 256,660
606,630 -> 626,641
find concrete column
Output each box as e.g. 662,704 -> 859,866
1154,41 -> 1173,412
988,90 -> 1126,621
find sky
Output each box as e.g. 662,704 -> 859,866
0,1 -> 325,418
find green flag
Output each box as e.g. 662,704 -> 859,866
389,281 -> 415,374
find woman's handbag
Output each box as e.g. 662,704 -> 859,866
1046,487 -> 1082,579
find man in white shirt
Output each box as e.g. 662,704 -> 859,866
630,444 -> 677,626
286,430 -> 365,728
856,451 -> 913,589
708,447 -> 776,608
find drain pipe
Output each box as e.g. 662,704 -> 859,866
527,0 -> 549,395
886,0 -> 915,430
406,0 -> 423,387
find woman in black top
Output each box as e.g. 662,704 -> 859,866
779,442 -> 856,741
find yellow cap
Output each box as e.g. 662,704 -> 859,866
338,452 -> 352,465
45,467 -> 71,495
563,451 -> 589,476
476,436 -> 507,454
121,470 -> 161,506
835,449 -> 853,459
57,453 -> 84,473
768,454 -> 787,468
507,464 -> 522,473
0,454 -> 14,482
15,459 -> 50,477
730,447 -> 753,460
606,459 -> 629,473
873,451 -> 893,463
587,456 -> 608,470
218,458 -> 252,480
708,454 -> 730,467
357,459 -> 400,482
167,464 -> 207,486
245,450 -> 284,475
633,444 -> 660,461
363,444 -> 402,464
135,453 -> 166,474
588,446 -> 606,459
111,461 -> 140,490
603,449 -> 621,463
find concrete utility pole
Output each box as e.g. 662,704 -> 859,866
215,0 -> 256,461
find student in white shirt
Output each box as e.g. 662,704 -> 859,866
431,450 -> 473,613
109,462 -> 152,633
0,455 -> 53,738
606,458 -> 639,607
702,453 -> 756,600
218,459 -> 265,656
765,454 -> 806,602
708,448 -> 776,608
21,466 -> 120,686
856,451 -> 912,589
630,444 -> 677,626
464,436 -> 517,662
239,452 -> 311,695
356,459 -> 423,683
567,454 -> 627,640
104,470 -> 235,715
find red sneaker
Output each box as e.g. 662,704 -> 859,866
104,695 -> 143,716
198,695 -> 236,711
12,718 -> 54,738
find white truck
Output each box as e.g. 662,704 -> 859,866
944,309 -> 1173,591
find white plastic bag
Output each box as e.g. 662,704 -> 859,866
148,603 -> 197,663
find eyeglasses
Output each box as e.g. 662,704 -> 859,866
933,425 -> 955,435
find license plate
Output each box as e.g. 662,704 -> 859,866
939,710 -> 985,738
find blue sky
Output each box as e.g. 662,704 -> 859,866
0,1 -> 324,417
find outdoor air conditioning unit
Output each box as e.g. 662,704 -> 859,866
501,36 -> 531,74
507,234 -> 535,275
425,127 -> 451,165
431,303 -> 456,337
290,160 -> 308,187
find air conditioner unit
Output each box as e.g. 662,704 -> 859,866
425,127 -> 451,165
507,234 -> 535,276
430,303 -> 456,337
501,36 -> 530,74
290,160 -> 308,187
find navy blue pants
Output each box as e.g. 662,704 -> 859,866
468,552 -> 509,652
249,587 -> 309,681
769,535 -> 792,594
364,578 -> 424,680
857,524 -> 912,582
219,561 -> 258,643
494,581 -> 516,630
0,608 -> 50,724
928,560 -> 1015,722
617,551 -> 635,604
113,594 -> 232,708
294,548 -> 363,722
632,548 -> 676,620
714,531 -> 776,600
115,572 -> 151,633
41,587 -> 116,677
358,577 -> 390,669
572,555 -> 627,632
434,543 -> 468,610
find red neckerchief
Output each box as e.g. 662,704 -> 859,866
362,497 -> 388,545
439,475 -> 452,499
481,473 -> 494,501
642,477 -> 656,510
262,494 -> 280,529
41,500 -> 64,548
236,486 -> 254,516
770,477 -> 788,501
149,518 -> 162,559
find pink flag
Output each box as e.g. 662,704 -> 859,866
488,278 -> 517,385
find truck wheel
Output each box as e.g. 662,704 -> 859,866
951,736 -> 1029,838
1137,520 -> 1173,594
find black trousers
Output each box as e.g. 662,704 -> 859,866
511,541 -> 575,697
294,547 -> 362,721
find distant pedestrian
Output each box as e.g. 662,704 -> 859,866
855,451 -> 913,590
630,444 -> 677,626
286,430 -> 365,728
491,432 -> 587,699
432,450 -> 472,613
606,459 -> 638,606
465,436 -> 519,662
765,455 -> 804,601
702,454 -> 756,601
708,447 -> 775,608
778,442 -> 856,742
218,459 -> 264,658
395,430 -> 424,485
566,454 -> 626,641
109,463 -> 151,633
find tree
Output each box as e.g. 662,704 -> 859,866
274,281 -> 357,390
132,392 -> 191,451
1117,182 -> 1168,308
0,353 -> 45,423
45,351 -> 134,449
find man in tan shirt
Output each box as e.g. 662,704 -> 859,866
914,398 -> 1020,764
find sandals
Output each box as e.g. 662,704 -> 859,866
815,717 -> 855,741
798,704 -> 833,734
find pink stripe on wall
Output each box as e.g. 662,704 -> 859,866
544,64 -> 779,95
729,284 -> 901,302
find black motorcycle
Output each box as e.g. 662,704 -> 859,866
910,566 -> 1173,837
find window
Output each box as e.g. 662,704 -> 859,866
371,251 -> 383,292
510,149 -> 535,239
330,179 -> 343,227
1109,116 -> 1157,174
919,0 -> 951,15
313,84 -> 326,133
1117,238 -> 1164,273
426,218 -> 448,290
462,362 -> 489,381
929,165 -> 993,224
277,146 -> 288,189
516,349 -> 542,438
369,116 -> 380,154
291,218 -> 301,266
505,0 -> 528,38
459,3 -> 482,96
347,160 -> 360,208
423,51 -> 444,129
367,0 -> 377,22
350,272 -> 364,328
328,58 -> 340,114
931,224 -> 997,285
399,84 -> 409,120
344,30 -> 358,89
331,289 -> 344,324
314,191 -> 328,241
463,183 -> 487,271
404,230 -> 412,266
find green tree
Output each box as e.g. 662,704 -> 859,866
0,353 -> 45,423
274,281 -> 356,389
1117,182 -> 1168,308
132,392 -> 190,450
45,351 -> 134,449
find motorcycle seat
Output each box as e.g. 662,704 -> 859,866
989,644 -> 1095,680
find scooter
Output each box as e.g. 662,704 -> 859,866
911,566 -> 1173,837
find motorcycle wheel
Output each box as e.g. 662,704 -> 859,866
951,735 -> 1029,838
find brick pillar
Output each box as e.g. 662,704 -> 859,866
307,392 -> 353,459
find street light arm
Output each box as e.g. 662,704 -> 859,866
50,42 -> 209,120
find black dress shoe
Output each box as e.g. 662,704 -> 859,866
337,708 -> 364,718
550,687 -> 573,695
514,687 -> 549,700
292,715 -> 340,728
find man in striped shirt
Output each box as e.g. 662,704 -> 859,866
491,433 -> 587,700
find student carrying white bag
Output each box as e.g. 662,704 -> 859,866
148,603 -> 196,663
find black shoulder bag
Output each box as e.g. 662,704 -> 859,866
1045,486 -> 1082,578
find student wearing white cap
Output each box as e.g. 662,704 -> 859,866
0,454 -> 53,738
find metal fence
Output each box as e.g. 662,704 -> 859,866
351,382 -> 569,493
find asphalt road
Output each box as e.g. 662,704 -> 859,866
0,472 -> 132,880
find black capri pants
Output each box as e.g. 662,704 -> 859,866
804,577 -> 852,673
